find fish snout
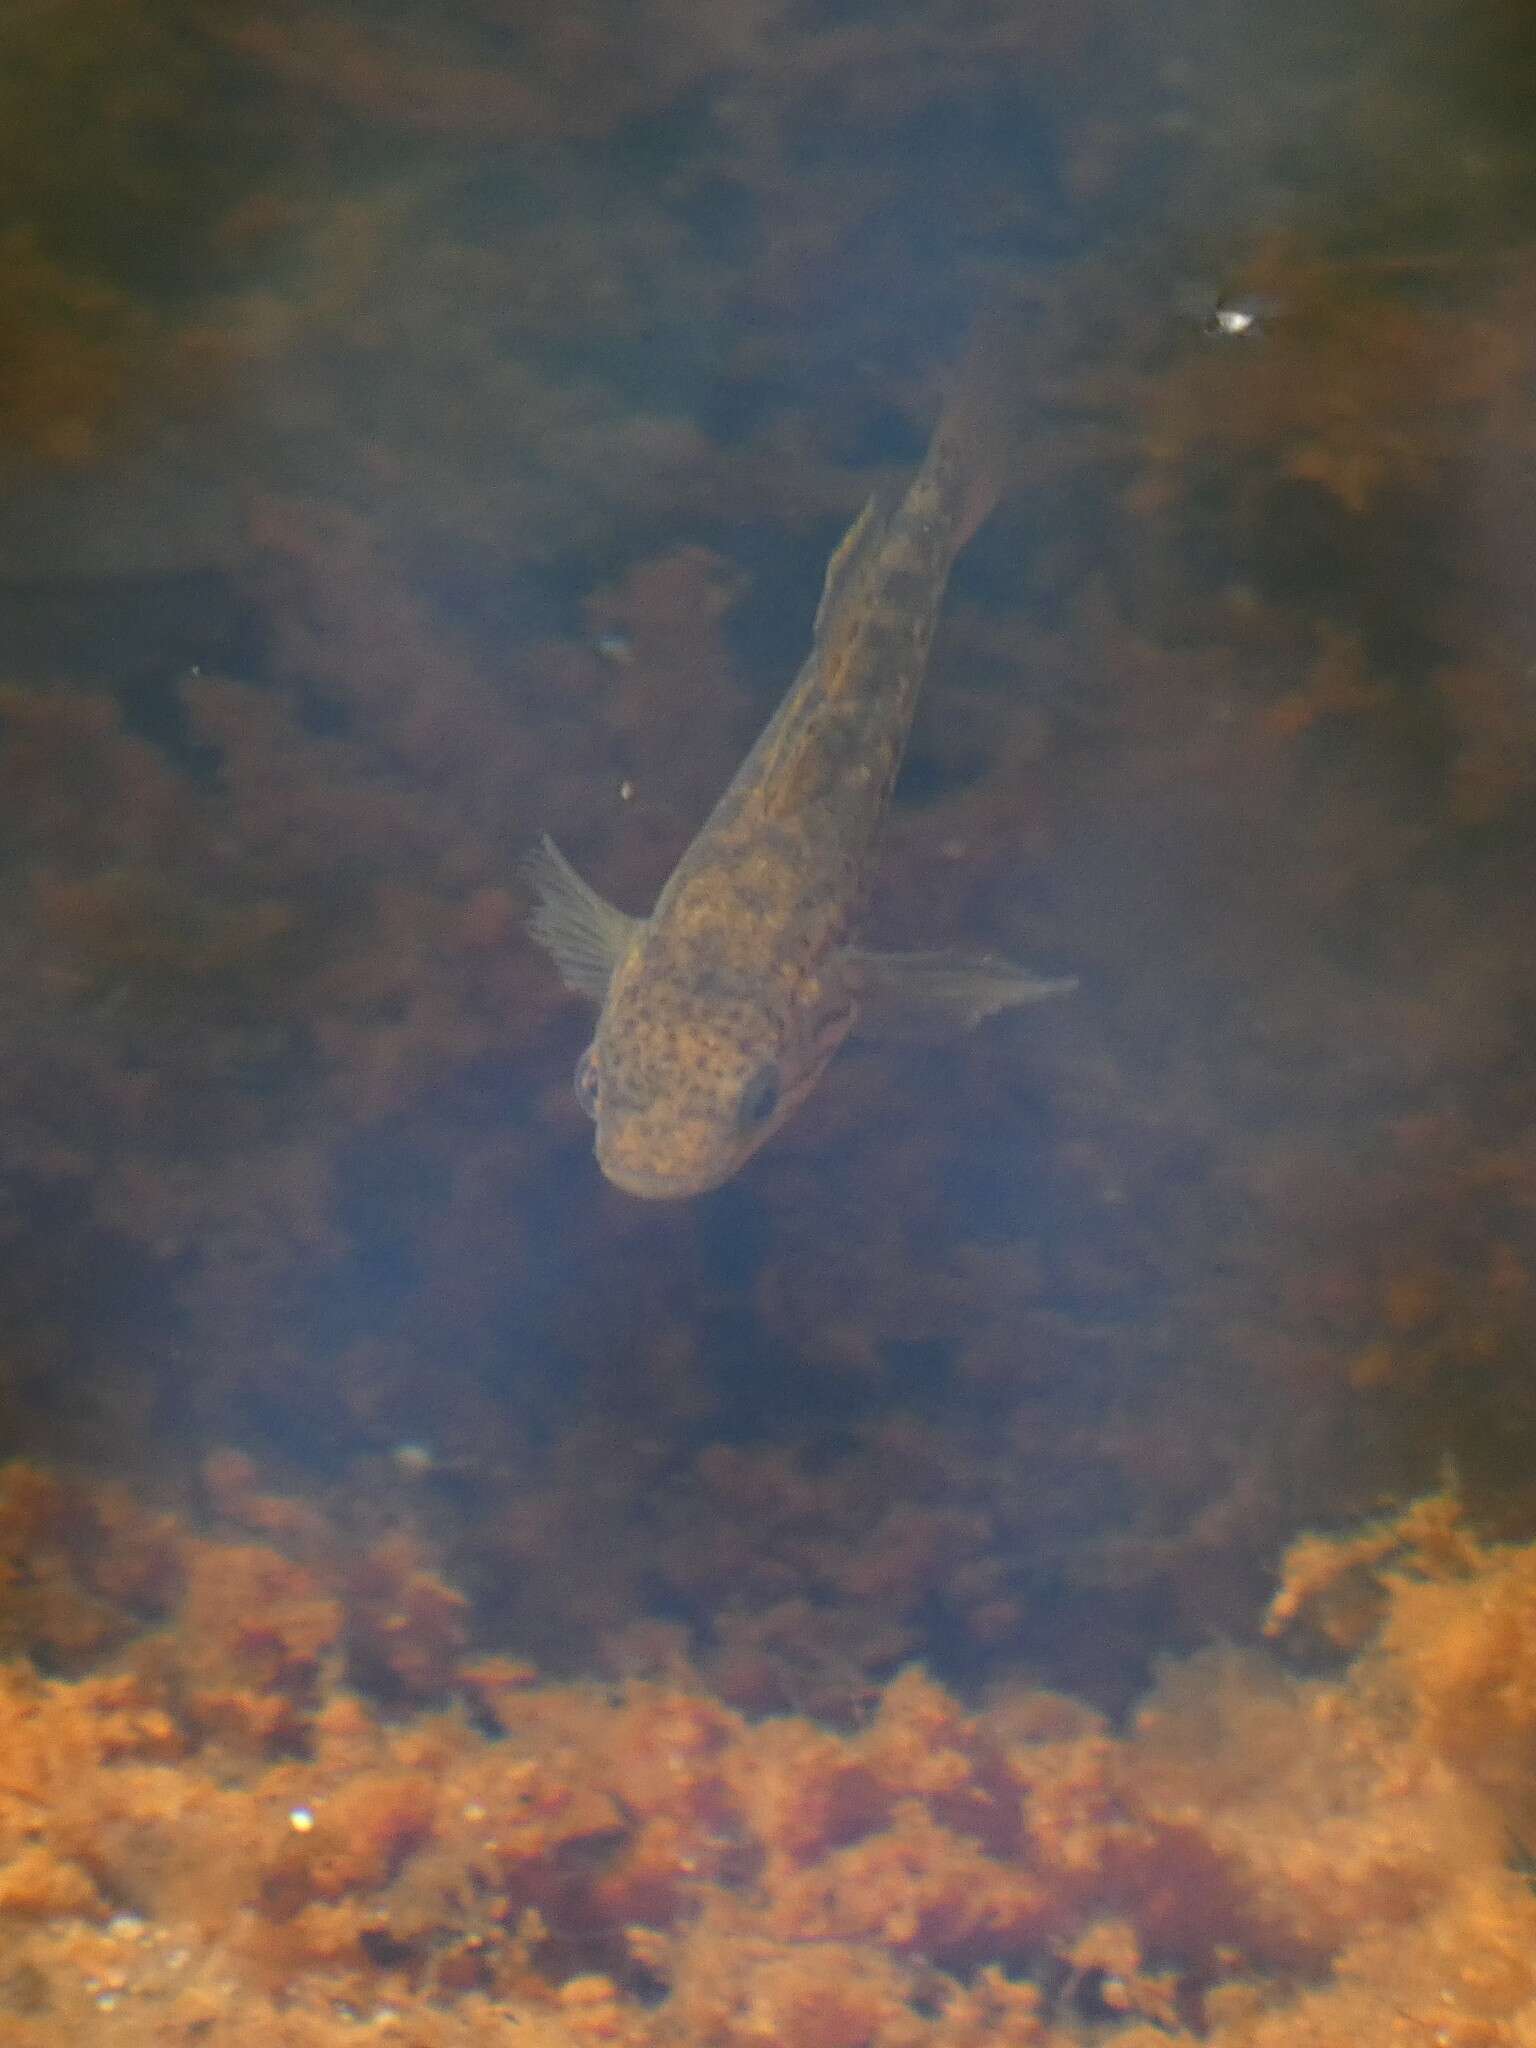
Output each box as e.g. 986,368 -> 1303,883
595,1118 -> 739,1201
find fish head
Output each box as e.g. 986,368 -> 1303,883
575,952 -> 854,1199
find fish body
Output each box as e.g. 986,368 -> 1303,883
528,311 -> 1074,1198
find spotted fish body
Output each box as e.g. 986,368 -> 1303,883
528,310 -> 1075,1198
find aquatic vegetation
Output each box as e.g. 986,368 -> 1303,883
4,0 -> 1536,2042
0,1459 -> 1531,2046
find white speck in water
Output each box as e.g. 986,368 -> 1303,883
1201,291 -> 1280,340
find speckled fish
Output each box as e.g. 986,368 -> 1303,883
527,308 -> 1075,1199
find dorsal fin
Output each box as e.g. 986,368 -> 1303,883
813,484 -> 899,641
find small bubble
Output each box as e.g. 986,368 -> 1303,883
1201,291 -> 1279,340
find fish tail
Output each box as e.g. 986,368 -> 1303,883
921,286 -> 1039,549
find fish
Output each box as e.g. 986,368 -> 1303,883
526,304 -> 1076,1199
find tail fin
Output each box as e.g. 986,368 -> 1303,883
921,286 -> 1039,549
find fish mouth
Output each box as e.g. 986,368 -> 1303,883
597,1151 -> 733,1201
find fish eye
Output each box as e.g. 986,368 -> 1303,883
574,1049 -> 601,1120
737,1063 -> 780,1130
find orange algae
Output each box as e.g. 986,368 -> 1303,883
0,1462 -> 1529,2047
7,8 -> 1536,2047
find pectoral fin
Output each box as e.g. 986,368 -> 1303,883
524,835 -> 642,1002
845,946 -> 1076,1042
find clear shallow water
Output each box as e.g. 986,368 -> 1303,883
1,0 -> 1535,1719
